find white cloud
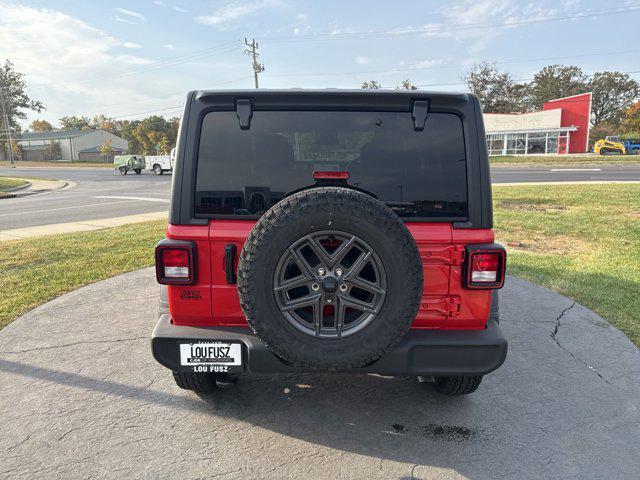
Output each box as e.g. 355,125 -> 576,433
122,41 -> 141,49
153,1 -> 164,5
412,59 -> 444,69
355,56 -> 371,65
295,13 -> 308,21
164,44 -> 181,51
116,54 -> 154,65
114,8 -> 146,23
0,5 -> 179,126
293,27 -> 300,35
173,6 -> 188,13
195,0 -> 283,27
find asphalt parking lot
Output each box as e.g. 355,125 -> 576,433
1,269 -> 638,480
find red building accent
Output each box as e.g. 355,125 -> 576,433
543,93 -> 592,154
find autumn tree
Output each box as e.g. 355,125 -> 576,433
588,72 -> 640,127
528,65 -> 588,110
0,60 -> 44,163
622,101 -> 640,135
99,139 -> 115,160
29,119 -> 53,132
462,62 -> 528,113
43,140 -> 61,160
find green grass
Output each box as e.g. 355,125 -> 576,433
0,177 -> 29,191
0,220 -> 166,330
493,184 -> 640,346
490,154 -> 640,165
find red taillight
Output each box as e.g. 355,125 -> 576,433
155,240 -> 196,285
313,171 -> 350,180
465,247 -> 506,289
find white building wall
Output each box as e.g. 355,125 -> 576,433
483,109 -> 562,133
70,130 -> 129,160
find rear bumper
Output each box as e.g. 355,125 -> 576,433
151,314 -> 508,377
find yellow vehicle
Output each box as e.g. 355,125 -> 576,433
594,136 -> 626,155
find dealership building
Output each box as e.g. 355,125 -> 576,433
483,93 -> 592,156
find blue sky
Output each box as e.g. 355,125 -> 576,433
1,0 -> 639,126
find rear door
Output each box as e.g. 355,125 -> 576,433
193,106 -> 470,327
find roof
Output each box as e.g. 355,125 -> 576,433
78,145 -> 127,153
19,129 -> 90,141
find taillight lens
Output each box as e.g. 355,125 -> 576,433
155,240 -> 196,285
465,248 -> 506,289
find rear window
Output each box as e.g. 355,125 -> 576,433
195,110 -> 467,220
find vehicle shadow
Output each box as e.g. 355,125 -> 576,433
193,371 -> 505,469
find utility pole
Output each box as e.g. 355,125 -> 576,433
0,88 -> 15,166
244,37 -> 265,89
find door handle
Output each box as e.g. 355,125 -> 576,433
225,244 -> 237,284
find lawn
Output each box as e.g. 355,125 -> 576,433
490,154 -> 640,165
0,184 -> 638,348
0,220 -> 166,330
493,183 -> 640,346
0,177 -> 29,191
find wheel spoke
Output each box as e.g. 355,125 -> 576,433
306,237 -> 332,266
347,276 -> 385,295
281,292 -> 322,311
335,296 -> 345,337
338,294 -> 379,314
313,298 -> 323,336
330,235 -> 357,266
343,250 -> 372,280
288,246 -> 317,278
273,275 -> 311,292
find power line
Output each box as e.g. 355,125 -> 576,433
260,5 -> 640,44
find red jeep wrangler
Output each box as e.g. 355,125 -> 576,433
152,90 -> 507,396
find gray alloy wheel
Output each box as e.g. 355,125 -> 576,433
273,230 -> 387,339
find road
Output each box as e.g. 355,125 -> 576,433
1,164 -> 639,230
0,167 -> 172,230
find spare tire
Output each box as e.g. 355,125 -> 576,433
237,187 -> 423,370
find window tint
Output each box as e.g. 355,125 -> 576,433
195,110 -> 467,219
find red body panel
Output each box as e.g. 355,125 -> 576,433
166,221 -> 495,330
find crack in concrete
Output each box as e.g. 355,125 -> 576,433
0,336 -> 148,355
550,302 -> 611,385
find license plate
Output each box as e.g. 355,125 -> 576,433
179,342 -> 243,373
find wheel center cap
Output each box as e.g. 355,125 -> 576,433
321,275 -> 338,293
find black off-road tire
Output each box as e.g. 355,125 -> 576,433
237,187 -> 423,370
172,371 -> 217,392
119,166 -> 127,175
433,376 -> 483,396
134,168 -> 142,175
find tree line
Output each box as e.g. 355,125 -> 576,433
362,63 -> 640,139
27,115 -> 179,156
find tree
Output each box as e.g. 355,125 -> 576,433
99,139 -> 115,160
0,60 -> 44,163
59,115 -> 91,131
361,80 -> 381,89
43,140 -> 61,160
588,72 -> 640,127
622,101 -> 640,135
29,119 -> 53,132
462,62 -> 528,113
528,65 -> 588,110
396,79 -> 418,90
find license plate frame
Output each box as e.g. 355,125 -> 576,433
179,341 -> 243,374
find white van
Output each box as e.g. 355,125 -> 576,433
145,155 -> 173,175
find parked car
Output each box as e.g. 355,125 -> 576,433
151,90 -> 507,396
145,155 -> 173,175
114,155 -> 145,175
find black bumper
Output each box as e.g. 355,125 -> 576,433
151,314 -> 507,377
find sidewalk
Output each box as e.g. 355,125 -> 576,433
0,210 -> 167,241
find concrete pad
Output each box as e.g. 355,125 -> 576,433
0,211 -> 166,241
0,270 -> 638,479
